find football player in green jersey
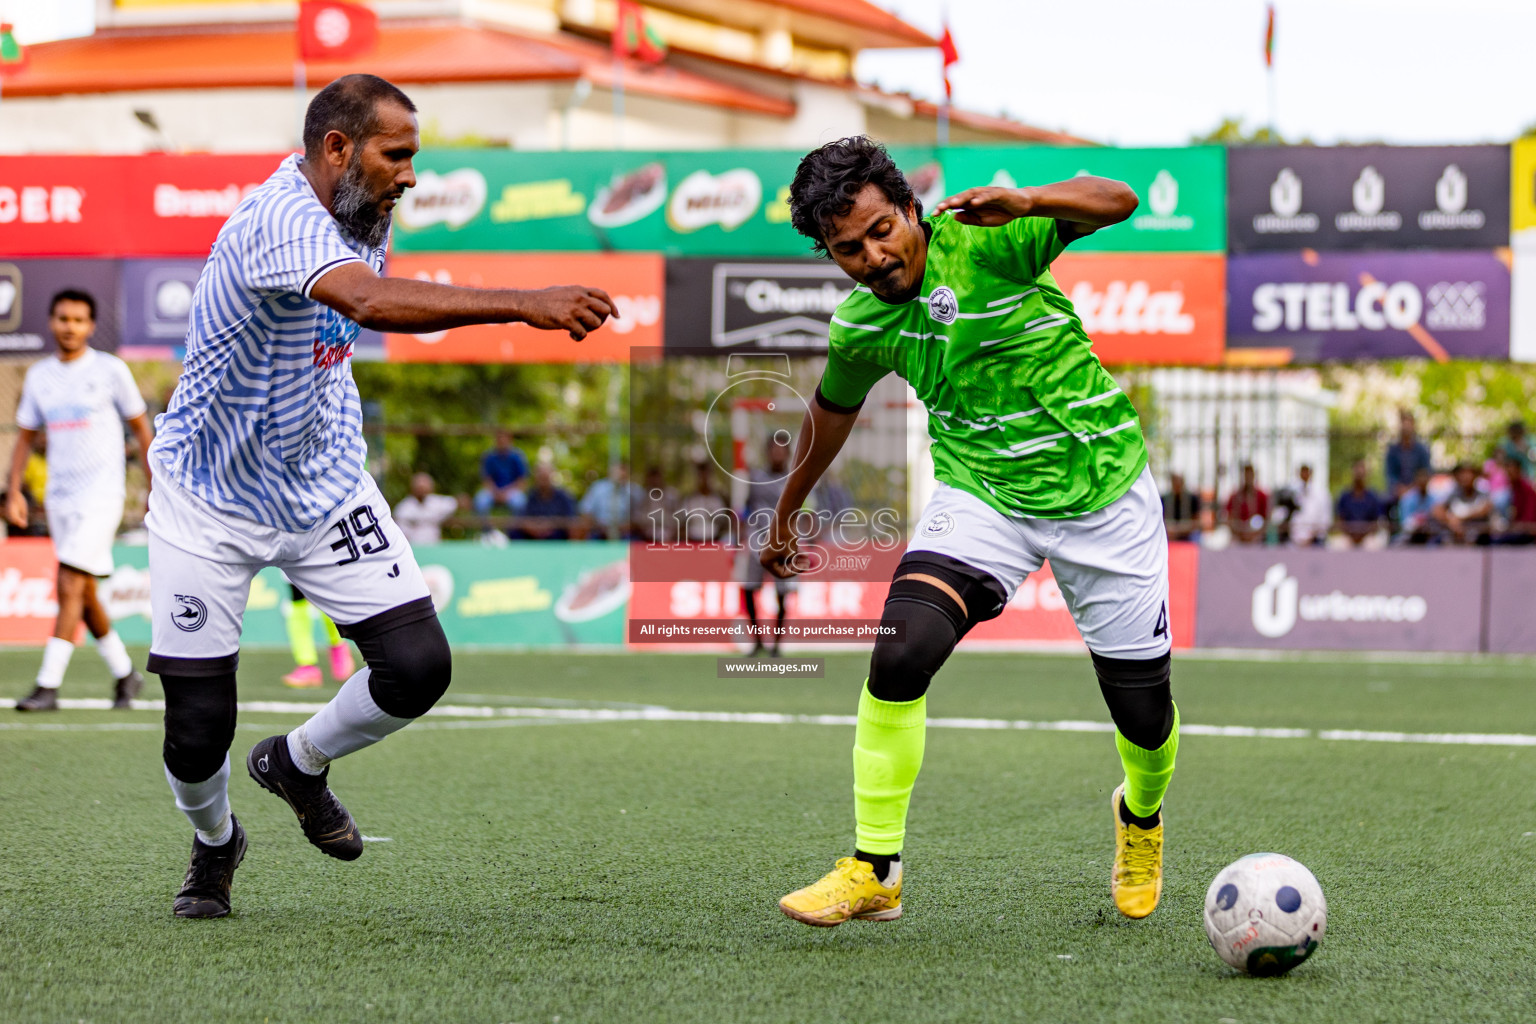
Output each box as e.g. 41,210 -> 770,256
765,137 -> 1178,927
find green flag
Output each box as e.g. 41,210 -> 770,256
1,23 -> 24,66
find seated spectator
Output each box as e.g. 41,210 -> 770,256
474,429 -> 529,517
1394,468 -> 1437,545
678,462 -> 733,543
1224,463 -> 1269,544
1335,460 -> 1386,547
1495,456 -> 1536,545
579,463 -> 642,540
634,465 -> 677,542
1161,473 -> 1202,541
1385,409 -> 1432,503
393,472 -> 459,546
1432,462 -> 1493,545
1288,464 -> 1333,547
1500,420 -> 1534,479
1483,448 -> 1514,516
515,463 -> 578,540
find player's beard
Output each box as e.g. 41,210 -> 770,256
331,153 -> 394,250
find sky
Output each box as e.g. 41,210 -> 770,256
6,0 -> 1534,147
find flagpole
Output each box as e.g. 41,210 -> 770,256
613,55 -> 624,150
295,59 -> 308,149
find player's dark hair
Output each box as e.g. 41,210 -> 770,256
303,74 -> 417,161
789,136 -> 921,257
49,288 -> 96,320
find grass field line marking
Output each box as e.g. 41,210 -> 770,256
6,699 -> 1536,748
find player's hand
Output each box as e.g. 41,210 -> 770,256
932,186 -> 1034,226
759,517 -> 800,579
5,490 -> 27,530
518,286 -> 619,341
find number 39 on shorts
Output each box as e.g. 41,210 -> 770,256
329,504 -> 390,566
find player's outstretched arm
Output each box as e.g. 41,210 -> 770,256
311,262 -> 619,340
933,177 -> 1138,235
127,414 -> 154,493
5,427 -> 39,529
760,401 -> 860,579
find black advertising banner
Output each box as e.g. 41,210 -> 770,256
119,257 -> 204,356
664,258 -> 853,353
0,258 -> 120,355
1228,145 -> 1509,252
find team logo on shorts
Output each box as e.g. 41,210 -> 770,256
923,512 -> 955,537
928,286 -> 959,325
172,595 -> 208,632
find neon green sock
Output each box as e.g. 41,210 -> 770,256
852,681 -> 927,856
285,599 -> 318,667
1116,703 -> 1180,818
320,613 -> 343,648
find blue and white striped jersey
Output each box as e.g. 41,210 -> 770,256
149,154 -> 385,532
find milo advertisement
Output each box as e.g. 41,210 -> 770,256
101,543 -> 629,649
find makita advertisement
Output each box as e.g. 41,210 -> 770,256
1195,548 -> 1484,652
664,258 -> 854,352
0,258 -> 121,354
1226,250 -> 1510,362
1050,253 -> 1226,365
1227,145 -> 1510,253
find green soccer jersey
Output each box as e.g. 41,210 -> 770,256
819,212 -> 1147,519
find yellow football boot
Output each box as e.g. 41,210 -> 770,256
1111,783 -> 1163,919
778,857 -> 902,927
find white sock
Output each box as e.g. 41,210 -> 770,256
37,636 -> 74,689
165,755 -> 232,842
293,668 -> 412,769
94,629 -> 134,679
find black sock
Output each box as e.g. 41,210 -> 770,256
855,849 -> 900,884
1119,796 -> 1160,829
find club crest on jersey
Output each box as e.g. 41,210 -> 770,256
923,512 -> 955,537
927,286 -> 959,325
172,594 -> 208,632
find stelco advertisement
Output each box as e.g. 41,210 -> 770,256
1225,250 -> 1511,362
1227,144 -> 1510,253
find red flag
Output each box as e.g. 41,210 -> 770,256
298,0 -> 379,62
1264,4 -> 1276,67
612,0 -> 666,64
939,25 -> 959,100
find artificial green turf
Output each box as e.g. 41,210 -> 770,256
2,649 -> 1533,1023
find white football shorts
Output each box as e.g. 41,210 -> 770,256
146,468 -> 431,663
48,498 -> 125,578
905,465 -> 1171,659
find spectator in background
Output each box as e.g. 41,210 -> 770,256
1335,460 -> 1387,547
1495,456 -> 1536,545
1432,462 -> 1493,545
1289,464 -> 1333,547
579,463 -> 641,540
634,465 -> 677,542
393,471 -> 459,546
516,463 -> 578,540
474,429 -> 529,518
1500,420 -> 1534,478
1394,468 -> 1437,545
679,462 -> 732,542
1385,410 -> 1432,502
1224,463 -> 1269,544
1483,447 -> 1513,516
1161,473 -> 1202,541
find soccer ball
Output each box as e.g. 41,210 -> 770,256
1203,853 -> 1326,976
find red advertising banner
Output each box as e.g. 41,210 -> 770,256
0,154 -> 288,257
384,253 -> 664,362
626,542 -> 1198,651
0,538 -> 61,645
1050,253 -> 1226,366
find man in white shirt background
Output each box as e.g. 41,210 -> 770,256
6,290 -> 155,712
392,472 -> 459,546
1289,463 -> 1334,547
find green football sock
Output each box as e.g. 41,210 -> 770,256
285,599 -> 318,667
1116,702 -> 1180,819
320,612 -> 343,648
852,681 -> 927,856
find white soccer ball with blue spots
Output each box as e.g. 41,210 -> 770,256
1203,853 -> 1327,976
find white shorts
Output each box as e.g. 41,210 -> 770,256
48,499 -> 125,578
906,466 -> 1171,659
145,470 -> 431,665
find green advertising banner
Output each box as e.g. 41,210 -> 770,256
106,542 -> 628,650
389,146 -> 1225,256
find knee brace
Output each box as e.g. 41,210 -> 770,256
867,553 -> 1009,703
1092,650 -> 1174,750
158,655 -> 239,785
340,598 -> 452,719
